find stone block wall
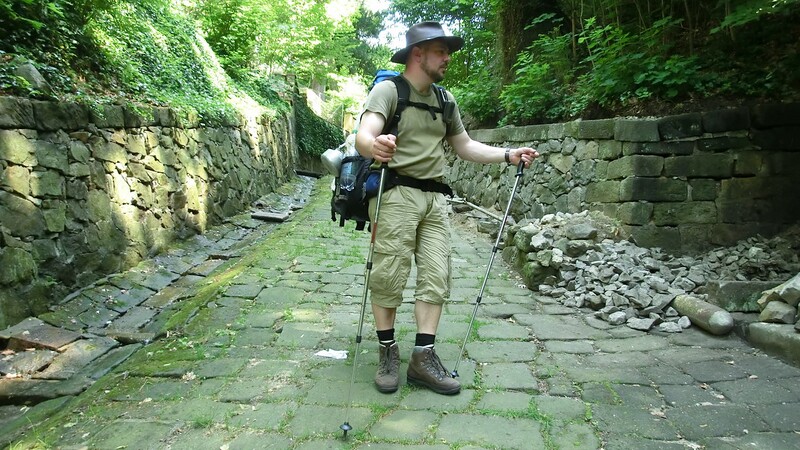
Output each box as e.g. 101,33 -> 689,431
447,103 -> 800,253
0,96 -> 298,328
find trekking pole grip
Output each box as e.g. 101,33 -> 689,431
516,160 -> 525,176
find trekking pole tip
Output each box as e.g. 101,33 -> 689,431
451,370 -> 459,378
340,422 -> 352,438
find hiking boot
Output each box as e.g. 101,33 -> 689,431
375,342 -> 400,393
406,346 -> 461,395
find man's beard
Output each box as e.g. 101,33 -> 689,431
422,58 -> 446,83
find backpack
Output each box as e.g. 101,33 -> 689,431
371,69 -> 400,90
330,72 -> 453,231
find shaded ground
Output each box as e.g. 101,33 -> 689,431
2,175 -> 799,450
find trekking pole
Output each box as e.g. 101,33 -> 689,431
341,162 -> 389,439
451,160 -> 526,378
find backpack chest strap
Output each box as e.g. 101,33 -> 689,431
404,100 -> 443,120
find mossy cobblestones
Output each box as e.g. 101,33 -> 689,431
3,176 -> 800,449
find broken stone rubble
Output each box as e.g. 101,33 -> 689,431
502,210 -> 800,334
755,273 -> 800,331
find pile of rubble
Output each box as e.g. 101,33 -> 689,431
501,210 -> 800,334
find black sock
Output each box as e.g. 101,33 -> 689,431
377,328 -> 395,346
415,333 -> 435,348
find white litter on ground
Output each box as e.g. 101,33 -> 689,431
314,349 -> 348,360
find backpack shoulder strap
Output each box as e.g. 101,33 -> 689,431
433,84 -> 452,135
384,75 -> 409,136
384,76 -> 451,136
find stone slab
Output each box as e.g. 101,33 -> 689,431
400,385 -> 476,413
591,404 -> 678,439
6,320 -> 81,351
701,432 -> 800,450
217,378 -> 269,403
0,395 -> 75,449
226,402 -> 292,430
435,413 -> 545,449
658,384 -> 727,408
563,366 -> 651,384
88,420 -> 174,450
594,335 -> 666,353
745,322 -> 800,366
551,422 -> 601,450
164,429 -> 228,450
370,409 -> 439,441
481,362 -> 539,390
305,380 -> 400,407
110,378 -> 192,402
515,314 -> 610,340
534,395 -> 587,422
712,378 -> 799,404
477,322 -> 530,339
225,432 -> 294,449
192,357 -> 248,379
251,210 -> 291,222
476,391 -> 532,412
666,404 -> 770,440
134,267 -> 181,291
464,340 -> 537,363
275,322 -> 327,348
0,349 -> 58,375
706,280 -> 781,312
679,359 -> 749,383
107,285 -> 155,312
544,339 -> 595,354
35,337 -> 118,380
77,306 -> 120,329
749,403 -> 800,433
106,306 -> 157,331
142,284 -> 190,308
286,404 -> 373,438
155,397 -> 238,427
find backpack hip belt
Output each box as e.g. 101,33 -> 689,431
379,169 -> 453,197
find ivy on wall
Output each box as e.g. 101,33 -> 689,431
295,94 -> 344,157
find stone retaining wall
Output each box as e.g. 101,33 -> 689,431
447,103 -> 800,254
0,97 -> 298,328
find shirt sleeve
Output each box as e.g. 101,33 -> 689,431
444,90 -> 465,137
361,80 -> 397,124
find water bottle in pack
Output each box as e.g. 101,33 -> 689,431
339,139 -> 359,192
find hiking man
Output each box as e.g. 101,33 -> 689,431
355,21 -> 539,395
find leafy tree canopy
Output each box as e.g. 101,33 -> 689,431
0,0 -> 798,130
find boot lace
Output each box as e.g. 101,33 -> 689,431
421,348 -> 449,380
378,344 -> 399,376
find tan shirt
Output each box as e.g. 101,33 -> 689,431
362,75 -> 465,180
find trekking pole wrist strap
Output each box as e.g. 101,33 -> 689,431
504,148 -> 511,164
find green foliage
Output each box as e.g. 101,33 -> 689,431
387,0 -> 799,125
499,16 -> 572,124
0,0 -> 86,95
714,0 -> 799,30
192,0 -> 376,91
574,17 -> 705,109
295,94 -> 344,157
234,73 -> 293,116
82,1 -> 257,125
0,0 -> 297,125
450,67 -> 502,124
2,0 -> 797,131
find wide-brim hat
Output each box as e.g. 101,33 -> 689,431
390,21 -> 464,64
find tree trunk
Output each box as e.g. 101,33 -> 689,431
496,0 -> 563,84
